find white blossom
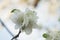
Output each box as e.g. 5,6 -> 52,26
43,29 -> 60,40
10,9 -> 38,34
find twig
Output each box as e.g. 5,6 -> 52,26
34,0 -> 40,7
11,30 -> 21,40
0,19 -> 17,40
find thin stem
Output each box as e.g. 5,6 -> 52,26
0,19 -> 17,40
34,0 -> 40,7
11,29 -> 21,40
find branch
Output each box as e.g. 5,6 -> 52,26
0,19 -> 17,40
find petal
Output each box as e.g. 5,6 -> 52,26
32,23 -> 38,28
15,25 -> 20,29
15,24 -> 22,29
10,14 -> 18,23
24,26 -> 32,35
10,9 -> 23,23
24,16 -> 29,26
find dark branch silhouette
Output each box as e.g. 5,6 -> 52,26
0,19 -> 18,40
11,30 -> 21,40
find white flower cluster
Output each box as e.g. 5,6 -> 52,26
43,30 -> 60,40
10,9 -> 38,34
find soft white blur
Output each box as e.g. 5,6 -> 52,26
0,0 -> 60,40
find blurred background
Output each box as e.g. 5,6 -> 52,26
0,0 -> 60,40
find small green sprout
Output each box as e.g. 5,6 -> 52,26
43,33 -> 49,38
11,9 -> 17,13
11,9 -> 20,13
